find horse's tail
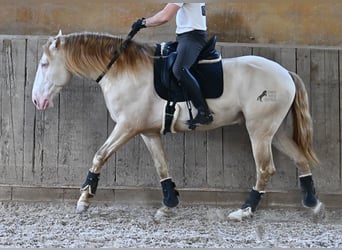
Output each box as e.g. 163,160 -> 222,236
289,71 -> 320,166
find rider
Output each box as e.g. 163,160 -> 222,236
131,3 -> 213,126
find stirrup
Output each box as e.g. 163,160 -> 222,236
187,111 -> 213,127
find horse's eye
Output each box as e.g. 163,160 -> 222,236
41,62 -> 49,68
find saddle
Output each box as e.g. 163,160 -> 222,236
154,35 -> 224,102
153,35 -> 224,134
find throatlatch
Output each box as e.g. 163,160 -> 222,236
299,174 -> 318,208
160,178 -> 179,208
81,171 -> 100,197
241,189 -> 264,212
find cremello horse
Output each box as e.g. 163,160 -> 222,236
32,31 -> 324,221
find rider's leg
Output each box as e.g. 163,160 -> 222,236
172,30 -> 212,126
179,67 -> 213,125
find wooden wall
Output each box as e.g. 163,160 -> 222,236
1,1 -> 342,46
0,36 -> 341,197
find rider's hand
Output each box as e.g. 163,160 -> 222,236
131,18 -> 146,34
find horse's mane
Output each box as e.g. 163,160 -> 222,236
46,32 -> 155,79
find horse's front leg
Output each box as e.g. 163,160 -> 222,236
141,133 -> 179,219
76,123 -> 136,213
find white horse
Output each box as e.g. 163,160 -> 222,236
32,31 -> 324,221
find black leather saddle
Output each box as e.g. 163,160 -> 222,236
153,35 -> 224,103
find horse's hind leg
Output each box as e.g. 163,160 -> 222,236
273,124 -> 312,175
228,122 -> 277,221
141,133 -> 179,218
273,127 -> 324,216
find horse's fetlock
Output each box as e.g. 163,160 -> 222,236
160,177 -> 179,208
80,186 -> 94,199
81,171 -> 100,196
241,189 -> 265,212
300,174 -> 318,208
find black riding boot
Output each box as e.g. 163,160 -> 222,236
180,68 -> 213,126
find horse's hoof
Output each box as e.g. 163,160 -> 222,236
76,202 -> 89,214
228,207 -> 253,221
312,200 -> 324,214
154,206 -> 173,222
312,201 -> 326,222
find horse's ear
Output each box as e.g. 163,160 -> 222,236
49,39 -> 59,50
49,37 -> 64,51
49,30 -> 65,50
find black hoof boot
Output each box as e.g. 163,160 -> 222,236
300,175 -> 318,208
81,171 -> 100,197
160,178 -> 179,208
241,189 -> 264,212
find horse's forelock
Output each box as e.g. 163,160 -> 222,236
43,39 -> 54,59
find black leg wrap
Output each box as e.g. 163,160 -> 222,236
161,178 -> 179,208
300,175 -> 318,208
241,189 -> 264,212
162,101 -> 176,135
81,171 -> 100,197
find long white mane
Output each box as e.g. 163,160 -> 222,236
44,32 -> 154,78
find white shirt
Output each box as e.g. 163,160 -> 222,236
173,3 -> 207,34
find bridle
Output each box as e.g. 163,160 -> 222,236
95,28 -> 137,83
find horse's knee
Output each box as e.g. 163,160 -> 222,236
256,165 -> 275,191
91,150 -> 109,173
262,165 -> 276,176
254,142 -> 275,178
269,165 -> 276,177
92,152 -> 105,167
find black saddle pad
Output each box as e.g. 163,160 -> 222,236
153,38 -> 224,102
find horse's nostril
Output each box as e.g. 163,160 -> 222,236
43,99 -> 49,110
33,99 -> 39,108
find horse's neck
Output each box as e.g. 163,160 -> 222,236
102,64 -> 154,93
98,65 -> 156,122
63,55 -> 101,81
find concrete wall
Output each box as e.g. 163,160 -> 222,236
0,36 -> 341,207
0,0 -> 341,46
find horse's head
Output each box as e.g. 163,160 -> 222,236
32,30 -> 72,110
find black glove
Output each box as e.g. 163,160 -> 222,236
131,18 -> 146,36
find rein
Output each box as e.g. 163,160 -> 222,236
95,29 -> 137,83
